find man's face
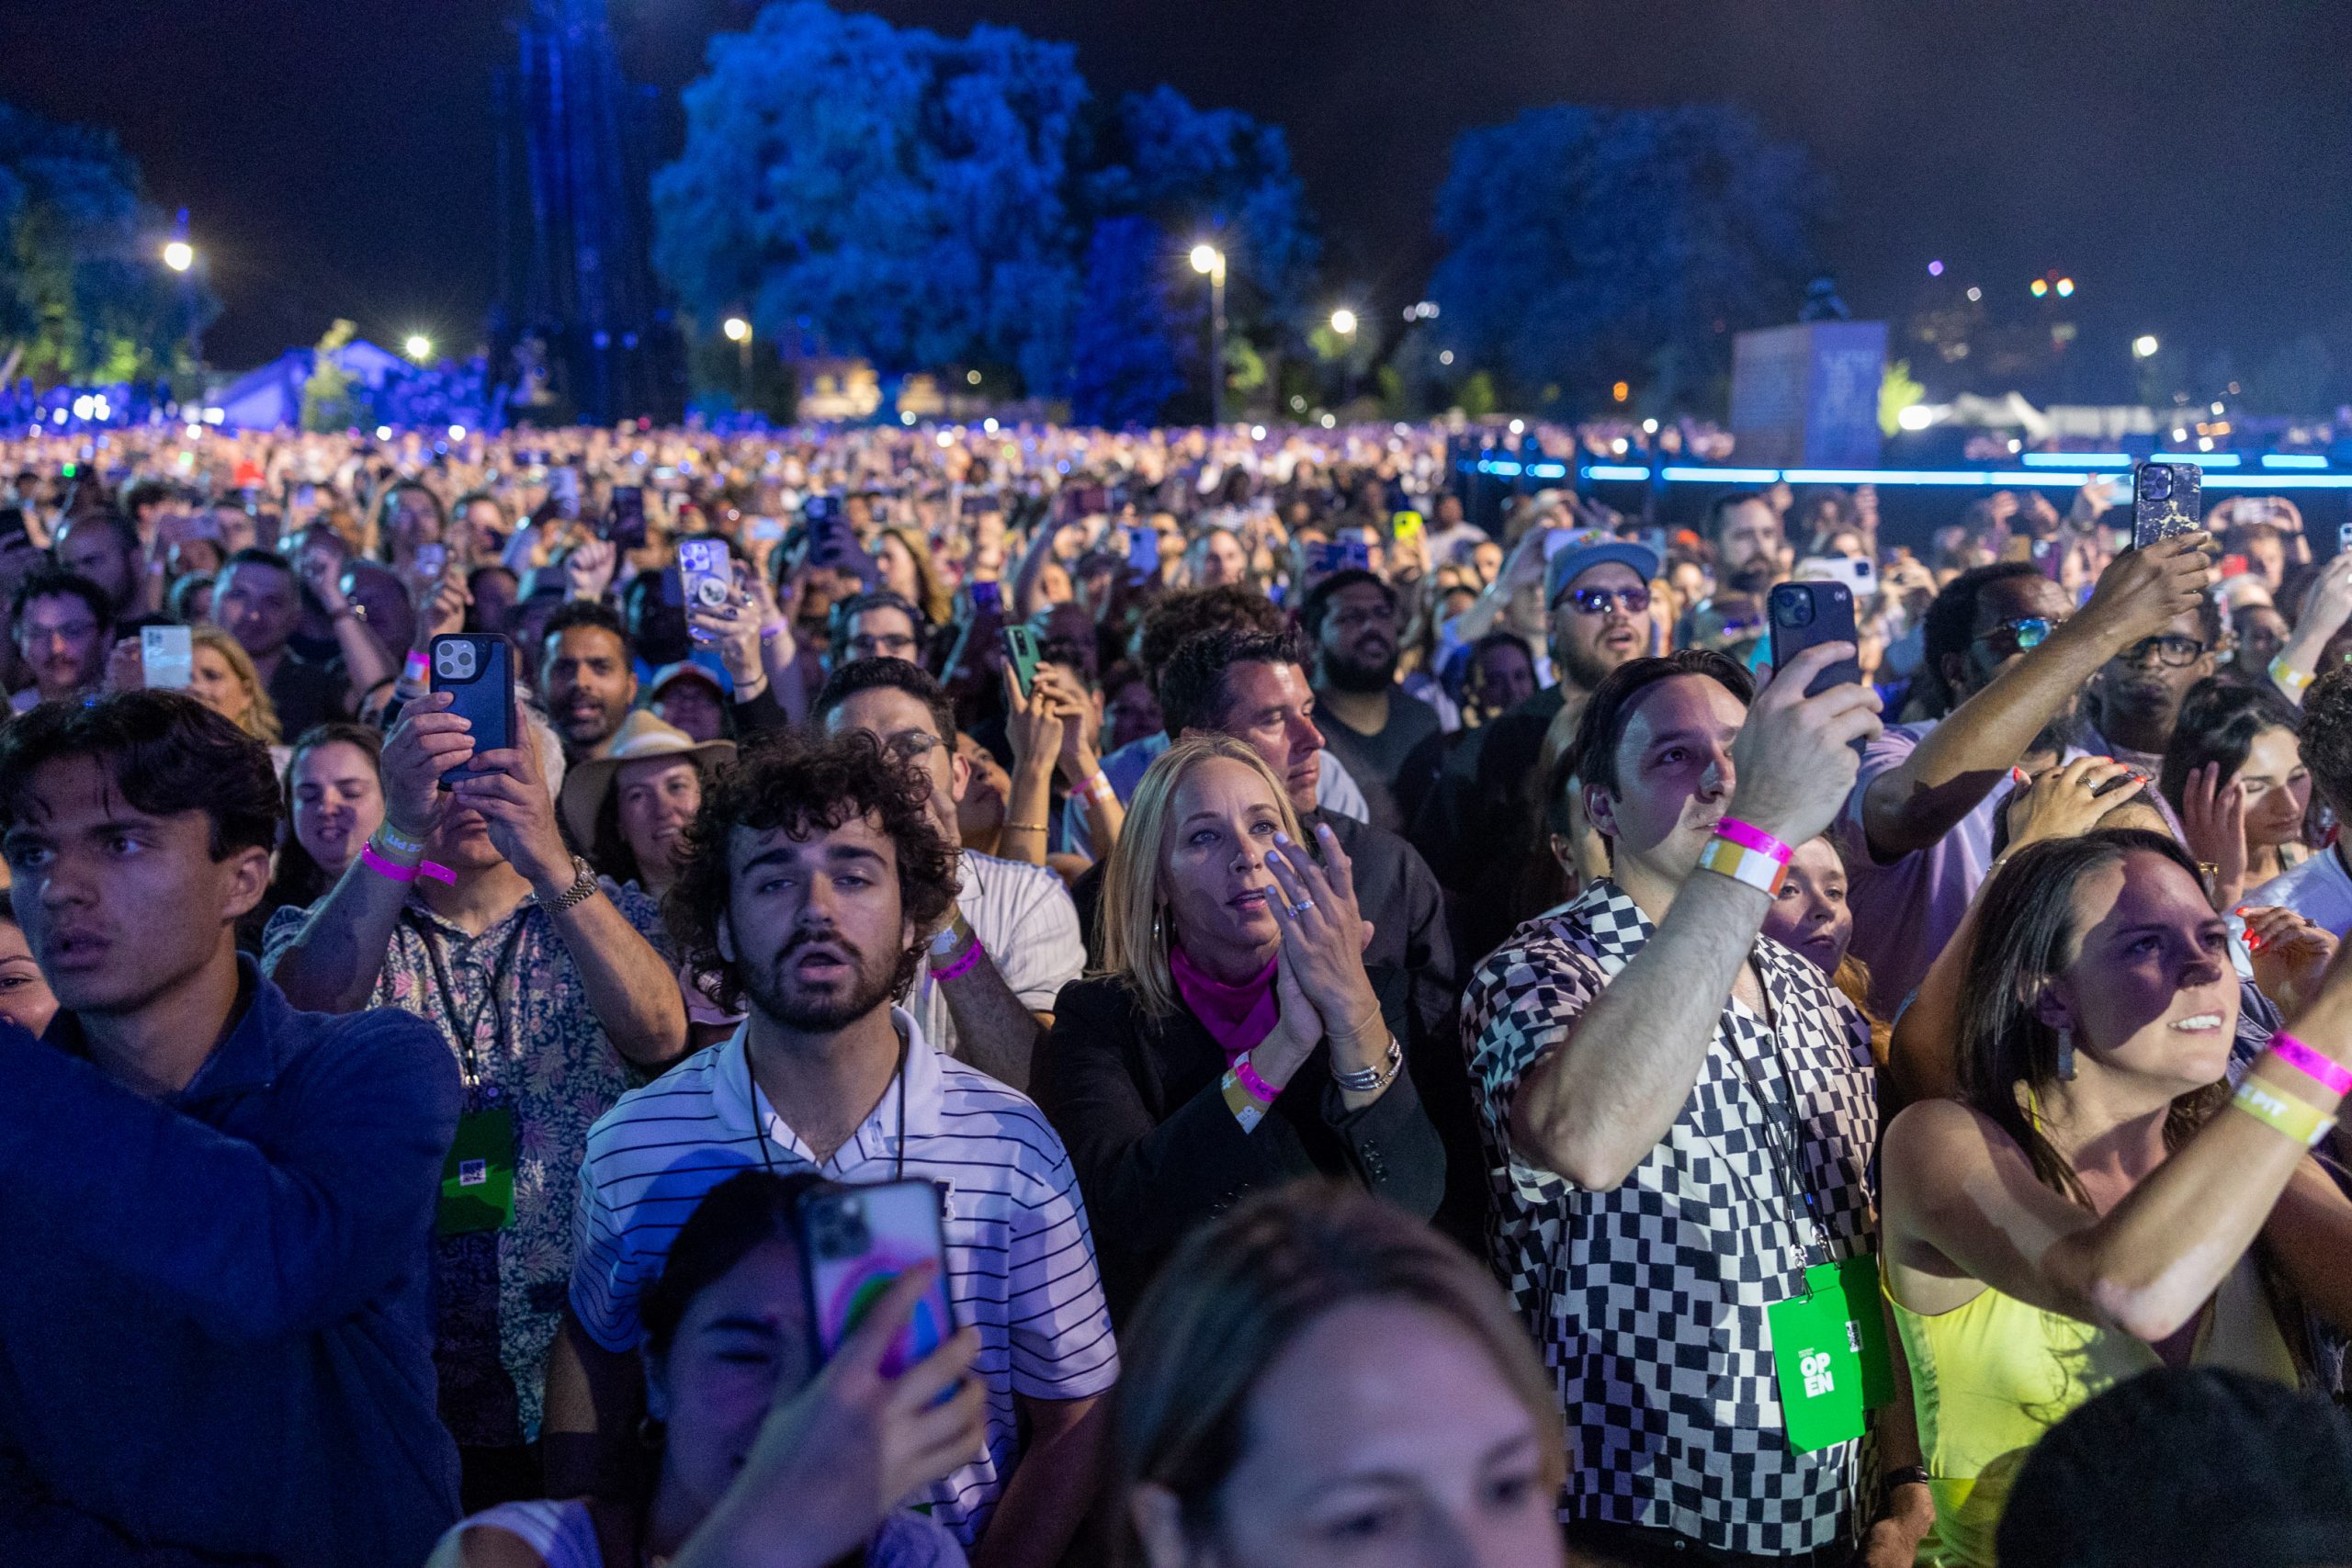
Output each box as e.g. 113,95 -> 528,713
215,561 -> 300,659
54,523 -> 132,609
2097,606 -> 2213,740
841,605 -> 922,665
16,592 -> 105,698
1550,561 -> 1648,694
719,812 -> 912,1033
1317,582 -> 1399,694
653,680 -> 726,744
4,755 -> 266,1018
1714,500 -> 1785,577
1206,660 -> 1323,813
1587,674 -> 1746,882
541,626 -> 637,753
1471,641 -> 1537,713
1953,574 -> 2075,700
822,685 -> 967,850
1470,540 -> 1502,583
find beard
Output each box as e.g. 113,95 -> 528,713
1323,642 -> 1398,694
1556,634 -> 1637,696
740,931 -> 904,1032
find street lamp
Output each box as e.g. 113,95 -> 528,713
403,333 -> 434,363
722,316 -> 753,395
162,240 -> 193,274
1191,243 -> 1227,427
1329,308 -> 1357,338
2133,334 -> 2161,359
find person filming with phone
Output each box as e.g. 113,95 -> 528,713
264,660 -> 688,1506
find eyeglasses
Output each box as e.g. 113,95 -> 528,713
1329,604 -> 1396,631
2118,634 -> 2209,669
1563,585 -> 1650,615
1973,616 -> 2060,658
848,633 -> 921,660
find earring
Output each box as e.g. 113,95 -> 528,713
2056,1027 -> 2077,1082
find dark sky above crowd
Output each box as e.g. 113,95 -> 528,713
4,0 -> 2348,378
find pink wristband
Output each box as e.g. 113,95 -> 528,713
418,860 -> 458,886
402,649 -> 430,683
933,940 -> 985,985
2268,1032 -> 2352,1098
360,842 -> 419,884
1233,1054 -> 1278,1106
1712,817 -> 1794,865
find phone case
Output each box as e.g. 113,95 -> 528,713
141,626 -> 192,690
798,1179 -> 956,1378
1767,581 -> 1862,698
1001,625 -> 1041,696
2132,463 -> 2202,549
679,539 -> 732,612
429,635 -> 514,788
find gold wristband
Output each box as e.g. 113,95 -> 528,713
2231,1077 -> 2335,1148
2271,655 -> 2315,694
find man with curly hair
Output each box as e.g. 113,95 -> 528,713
552,729 -> 1117,1567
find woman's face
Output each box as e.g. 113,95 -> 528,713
2236,725 -> 2312,849
188,645 -> 250,728
1199,531 -> 1247,586
1105,680 -> 1164,754
878,534 -> 920,601
292,740 -> 385,874
956,731 -> 1010,840
1469,644 -> 1535,715
1160,757 -> 1285,968
2047,852 -> 2238,1092
648,1238 -> 814,1529
1760,838 -> 1851,976
1141,1299 -> 1562,1568
616,757 -> 704,886
2233,605 -> 2290,672
0,919 -> 59,1037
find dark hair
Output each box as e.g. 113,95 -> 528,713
828,589 -> 927,649
541,599 -> 631,661
1702,490 -> 1770,543
813,657 -> 958,746
1296,569 -> 1394,641
1134,585 -> 1285,684
2299,667 -> 2352,820
1918,562 -> 2046,719
119,479 -> 177,519
220,547 -> 294,581
268,723 -> 385,909
1997,1368 -> 2352,1568
2158,677 -> 2302,819
639,1168 -> 827,1360
54,509 -> 140,558
664,729 -> 958,1014
1956,829 -> 2222,1208
10,567 -> 111,629
1569,648 -> 1755,803
0,691 -> 281,861
166,572 -> 214,624
1157,626 -> 1310,739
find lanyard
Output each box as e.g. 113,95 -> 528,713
1720,959 -> 1833,1280
746,1027 -> 910,1183
416,912 -> 529,1101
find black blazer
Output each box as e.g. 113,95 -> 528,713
1035,968 -> 1446,1323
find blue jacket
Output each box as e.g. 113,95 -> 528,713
0,959 -> 462,1567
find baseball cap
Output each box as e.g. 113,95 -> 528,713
1545,529 -> 1661,609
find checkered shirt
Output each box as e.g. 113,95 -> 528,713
1460,880 -> 1880,1556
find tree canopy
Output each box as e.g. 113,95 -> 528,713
1429,104 -> 1824,413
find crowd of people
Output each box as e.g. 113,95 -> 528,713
6,415 -> 2352,1568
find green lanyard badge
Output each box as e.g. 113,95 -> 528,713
437,1106 -> 517,1235
1767,1250 -> 1894,1452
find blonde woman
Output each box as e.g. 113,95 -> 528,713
105,624 -> 286,764
1033,734 -> 1444,1322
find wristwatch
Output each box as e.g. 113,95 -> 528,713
550,854 -> 600,913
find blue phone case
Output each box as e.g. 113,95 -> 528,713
429,636 -> 514,788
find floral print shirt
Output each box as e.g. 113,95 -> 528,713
264,882 -> 673,1445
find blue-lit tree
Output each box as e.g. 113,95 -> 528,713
1068,217 -> 1189,426
0,101 -> 217,387
1430,104 -> 1823,411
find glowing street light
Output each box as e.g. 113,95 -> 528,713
721,317 -> 753,396
2055,276 -> 2075,298
1329,308 -> 1357,337
1191,243 -> 1228,425
2133,334 -> 2162,359
162,240 -> 194,274
721,316 -> 751,343
403,333 -> 434,362
2030,278 -> 2049,299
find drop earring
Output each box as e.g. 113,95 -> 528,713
2057,1026 -> 2076,1082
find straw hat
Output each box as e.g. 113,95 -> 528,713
559,709 -> 735,849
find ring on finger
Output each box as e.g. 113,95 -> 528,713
1285,896 -> 1316,919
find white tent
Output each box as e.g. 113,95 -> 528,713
209,339 -> 413,429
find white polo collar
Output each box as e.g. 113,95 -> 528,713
715,1005 -> 943,1170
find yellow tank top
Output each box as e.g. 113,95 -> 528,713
1887,1257 -> 2297,1567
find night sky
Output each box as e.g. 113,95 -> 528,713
5,0 -> 2348,387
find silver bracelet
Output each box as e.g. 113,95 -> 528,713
1330,1032 -> 1403,1095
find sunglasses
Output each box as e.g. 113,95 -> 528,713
1563,585 -> 1650,615
1973,616 -> 2059,657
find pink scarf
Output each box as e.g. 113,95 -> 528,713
1169,943 -> 1279,1064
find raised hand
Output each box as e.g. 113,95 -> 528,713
1261,821 -> 1385,1086
2004,756 -> 2142,852
449,697 -> 571,888
1724,642 -> 1883,848
2078,532 -> 2214,649
379,691 -> 468,840
2179,761 -> 2248,910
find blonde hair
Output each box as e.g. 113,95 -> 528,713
191,625 -> 281,744
1099,734 -> 1305,1021
880,526 -> 954,627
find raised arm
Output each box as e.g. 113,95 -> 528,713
1860,534 -> 2211,860
1509,643 -> 1882,1190
2269,551 -> 2352,707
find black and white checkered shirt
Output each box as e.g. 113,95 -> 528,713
1461,880 -> 1879,1556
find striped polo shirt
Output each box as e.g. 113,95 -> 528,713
569,1008 -> 1118,1541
